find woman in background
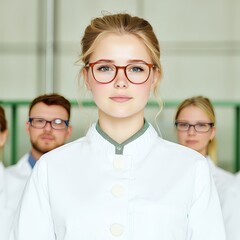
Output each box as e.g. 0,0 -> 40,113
10,14 -> 225,240
175,95 -> 240,240
0,105 -> 8,185
0,105 -> 10,240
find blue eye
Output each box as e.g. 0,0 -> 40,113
131,67 -> 143,72
128,64 -> 147,73
96,64 -> 115,72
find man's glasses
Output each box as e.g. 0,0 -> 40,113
29,118 -> 69,130
85,61 -> 155,84
175,122 -> 214,133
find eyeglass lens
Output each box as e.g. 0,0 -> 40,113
176,122 -> 213,132
29,118 -> 68,130
92,62 -> 151,84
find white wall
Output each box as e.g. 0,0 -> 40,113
0,0 -> 239,171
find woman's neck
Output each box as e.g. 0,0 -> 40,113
98,115 -> 145,144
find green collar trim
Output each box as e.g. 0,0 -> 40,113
96,120 -> 149,154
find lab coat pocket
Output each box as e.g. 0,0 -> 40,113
133,203 -> 188,240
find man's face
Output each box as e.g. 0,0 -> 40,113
26,102 -> 72,160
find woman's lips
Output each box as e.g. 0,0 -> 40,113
185,140 -> 198,145
110,96 -> 132,102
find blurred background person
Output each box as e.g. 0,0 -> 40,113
174,95 -> 240,240
0,105 -> 8,168
0,105 -> 9,239
1,93 -> 72,240
5,93 -> 72,207
0,105 -> 8,191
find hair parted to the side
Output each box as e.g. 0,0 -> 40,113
175,96 -> 217,162
0,105 -> 7,132
77,13 -> 164,127
29,93 -> 71,119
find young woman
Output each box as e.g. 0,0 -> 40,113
175,95 -> 240,240
10,14 -> 225,240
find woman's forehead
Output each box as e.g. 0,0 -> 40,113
90,33 -> 152,63
178,106 -> 210,121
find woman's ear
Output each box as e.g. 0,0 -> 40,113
0,129 -> 8,148
210,126 -> 216,141
151,68 -> 160,91
82,68 -> 91,90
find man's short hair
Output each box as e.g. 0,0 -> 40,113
29,93 -> 71,119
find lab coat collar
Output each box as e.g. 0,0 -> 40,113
206,155 -> 219,171
86,121 -> 161,159
6,153 -> 32,178
95,120 -> 149,154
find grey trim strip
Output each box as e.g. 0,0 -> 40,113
96,120 -> 149,154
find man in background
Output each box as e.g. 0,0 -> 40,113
2,93 -> 72,239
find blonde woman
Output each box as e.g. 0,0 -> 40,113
175,96 -> 240,240
10,14 -> 225,240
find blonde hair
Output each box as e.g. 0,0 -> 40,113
175,96 -> 217,162
77,13 -> 163,114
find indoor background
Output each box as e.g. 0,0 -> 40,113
0,0 -> 240,172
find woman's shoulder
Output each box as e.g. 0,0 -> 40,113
148,124 -> 204,160
211,163 -> 239,192
43,136 -> 87,158
159,138 -> 204,160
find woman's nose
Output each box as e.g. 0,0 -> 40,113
188,125 -> 196,135
114,68 -> 128,88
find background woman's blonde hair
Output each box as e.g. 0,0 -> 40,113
175,96 -> 218,163
76,13 -> 164,124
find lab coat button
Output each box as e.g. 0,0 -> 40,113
113,157 -> 125,170
111,185 -> 124,197
110,223 -> 124,236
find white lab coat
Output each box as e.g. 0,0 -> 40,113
0,162 -> 5,207
0,154 -> 32,240
0,160 -> 10,240
5,153 -> 32,210
0,162 -> 12,240
235,171 -> 240,180
207,157 -> 240,240
0,162 -> 4,188
10,123 -> 225,240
